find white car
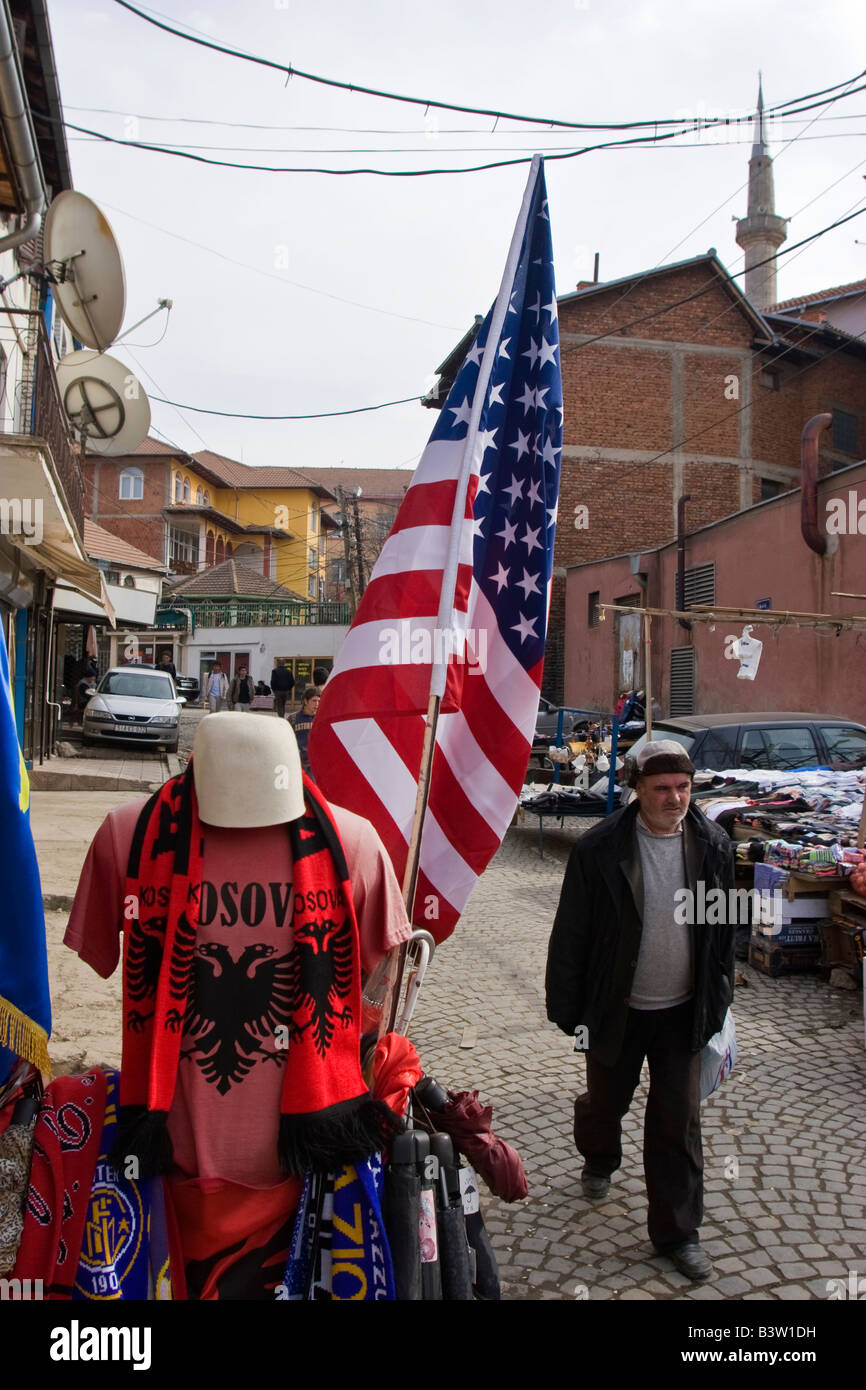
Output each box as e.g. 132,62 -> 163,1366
82,666 -> 185,753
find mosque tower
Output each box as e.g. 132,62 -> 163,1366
735,78 -> 788,310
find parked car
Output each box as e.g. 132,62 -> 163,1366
625,713 -> 866,773
82,666 -> 186,753
534,698 -> 604,745
175,673 -> 200,703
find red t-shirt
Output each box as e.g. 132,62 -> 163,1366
64,797 -> 412,1189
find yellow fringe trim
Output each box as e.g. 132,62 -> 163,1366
0,995 -> 52,1078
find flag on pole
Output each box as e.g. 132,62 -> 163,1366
0,627 -> 51,1081
310,156 -> 562,942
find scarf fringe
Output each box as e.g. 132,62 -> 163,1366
279,1097 -> 404,1178
110,1106 -> 173,1179
0,996 -> 51,1077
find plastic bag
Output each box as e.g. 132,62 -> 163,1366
700,1009 -> 737,1100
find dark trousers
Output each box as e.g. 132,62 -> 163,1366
274,691 -> 287,718
573,1001 -> 702,1249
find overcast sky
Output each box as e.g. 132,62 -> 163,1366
46,0 -> 866,473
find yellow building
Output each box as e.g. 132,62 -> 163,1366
86,440 -> 337,600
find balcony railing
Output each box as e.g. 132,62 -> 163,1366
157,599 -> 351,628
2,312 -> 85,538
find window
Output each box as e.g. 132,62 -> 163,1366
308,573 -> 317,598
309,507 -> 318,534
195,487 -> 202,504
832,408 -> 858,455
760,478 -> 784,501
105,569 -> 121,584
760,368 -> 781,391
119,467 -> 144,501
123,575 -> 136,588
588,590 -> 600,627
215,536 -> 225,564
739,726 -> 819,770
182,477 -> 191,503
174,472 -> 183,503
168,525 -> 200,569
819,725 -> 866,767
202,491 -> 210,506
205,531 -> 215,565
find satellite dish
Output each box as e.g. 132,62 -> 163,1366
56,350 -> 150,456
43,191 -> 126,351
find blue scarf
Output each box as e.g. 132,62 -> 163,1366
73,1071 -> 176,1300
279,1153 -> 394,1300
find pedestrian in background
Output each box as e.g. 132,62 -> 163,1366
229,666 -> 254,712
158,649 -> 177,682
270,659 -> 295,719
545,740 -> 735,1283
206,663 -> 229,713
287,685 -> 320,775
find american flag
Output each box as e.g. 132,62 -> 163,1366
310,156 -> 562,942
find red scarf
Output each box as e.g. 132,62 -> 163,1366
115,761 -> 400,1178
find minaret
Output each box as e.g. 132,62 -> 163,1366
735,78 -> 788,310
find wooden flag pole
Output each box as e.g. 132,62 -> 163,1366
379,690 -> 442,1035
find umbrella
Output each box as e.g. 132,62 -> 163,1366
414,1077 -> 528,1203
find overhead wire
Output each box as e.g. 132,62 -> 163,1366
107,2 -> 866,134
91,196 -> 462,332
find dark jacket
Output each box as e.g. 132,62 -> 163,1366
270,665 -> 295,694
545,800 -> 735,1065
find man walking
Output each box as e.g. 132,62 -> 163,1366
229,665 -> 254,712
205,663 -> 229,714
545,740 -> 735,1282
270,659 -> 295,719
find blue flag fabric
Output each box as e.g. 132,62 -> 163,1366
0,627 -> 50,1083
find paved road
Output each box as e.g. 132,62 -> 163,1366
34,784 -> 866,1302
409,816 -> 866,1302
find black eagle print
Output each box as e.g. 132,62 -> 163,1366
182,943 -> 294,1095
287,917 -> 354,1057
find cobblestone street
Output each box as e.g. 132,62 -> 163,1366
410,817 -> 866,1302
32,785 -> 866,1305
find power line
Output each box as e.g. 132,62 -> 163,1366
147,392 -> 422,420
61,101 -> 866,135
108,3 -> 866,135
95,196 -> 461,332
65,130 -> 866,155
57,116 -> 714,176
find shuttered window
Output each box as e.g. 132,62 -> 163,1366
670,646 -> 696,716
678,562 -> 715,610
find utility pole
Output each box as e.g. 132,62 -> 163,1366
336,485 -> 357,613
351,487 -> 366,599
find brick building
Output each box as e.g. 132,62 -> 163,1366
427,253 -> 866,701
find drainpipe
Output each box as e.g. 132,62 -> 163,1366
801,413 -> 831,556
0,7 -> 46,253
676,493 -> 692,629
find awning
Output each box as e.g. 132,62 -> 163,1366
52,575 -> 117,627
0,441 -> 103,602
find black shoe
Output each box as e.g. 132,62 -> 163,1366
666,1242 -> 712,1281
580,1167 -> 610,1200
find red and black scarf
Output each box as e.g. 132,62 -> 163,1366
114,761 -> 400,1179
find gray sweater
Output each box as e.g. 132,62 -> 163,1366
630,815 -> 693,1010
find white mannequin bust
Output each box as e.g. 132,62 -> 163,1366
192,712 -> 304,827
